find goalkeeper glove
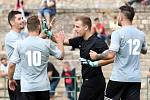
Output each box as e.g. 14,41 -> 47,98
41,18 -> 53,38
79,58 -> 99,67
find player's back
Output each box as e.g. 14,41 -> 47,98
19,36 -> 50,92
110,26 -> 145,82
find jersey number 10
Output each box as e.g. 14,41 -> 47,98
25,51 -> 42,66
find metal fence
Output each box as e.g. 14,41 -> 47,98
0,77 -> 149,100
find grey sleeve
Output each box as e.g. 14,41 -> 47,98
9,42 -> 21,64
47,42 -> 62,59
109,31 -> 121,52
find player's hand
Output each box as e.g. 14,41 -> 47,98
79,58 -> 99,67
89,50 -> 98,60
9,80 -> 17,91
41,18 -> 53,37
53,31 -> 64,44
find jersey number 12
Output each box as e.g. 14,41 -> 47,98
127,39 -> 140,55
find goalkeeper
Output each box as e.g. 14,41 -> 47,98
63,16 -> 113,100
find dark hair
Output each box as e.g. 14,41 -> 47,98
1,57 -> 7,61
119,5 -> 135,21
8,10 -> 21,26
75,16 -> 92,30
94,17 -> 99,21
27,15 -> 40,32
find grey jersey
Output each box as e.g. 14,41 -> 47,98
10,36 -> 62,92
109,26 -> 147,82
5,30 -> 27,80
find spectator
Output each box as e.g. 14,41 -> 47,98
141,0 -> 150,5
92,17 -> 106,41
107,15 -> 121,45
38,0 -> 56,29
0,57 -> 8,78
127,0 -> 142,5
15,0 -> 31,20
109,16 -> 120,32
62,61 -> 75,100
47,62 -> 60,100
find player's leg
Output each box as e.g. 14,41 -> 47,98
78,85 -> 93,100
79,84 -> 105,100
22,92 -> 36,100
14,80 -> 22,100
121,82 -> 141,100
105,80 -> 126,100
79,76 -> 106,100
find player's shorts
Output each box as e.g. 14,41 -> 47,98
22,91 -> 49,100
105,80 -> 141,100
78,75 -> 106,100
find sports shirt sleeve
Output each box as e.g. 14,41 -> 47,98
109,31 -> 121,52
9,41 -> 21,64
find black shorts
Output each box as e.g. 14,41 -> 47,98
22,91 -> 49,100
105,80 -> 141,100
8,80 -> 22,100
78,76 -> 106,100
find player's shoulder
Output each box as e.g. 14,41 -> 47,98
20,31 -> 28,37
136,28 -> 145,35
112,28 -> 122,34
5,31 -> 15,38
5,31 -> 18,42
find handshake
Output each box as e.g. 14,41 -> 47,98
41,18 -> 53,38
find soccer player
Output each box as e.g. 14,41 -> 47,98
8,15 -> 64,100
89,5 -> 147,100
63,16 -> 113,100
5,10 -> 27,100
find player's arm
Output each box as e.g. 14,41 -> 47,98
90,50 -> 116,60
50,32 -> 64,60
8,63 -> 17,91
55,34 -> 64,60
98,59 -> 114,66
92,30 -> 120,60
80,58 -> 114,67
8,63 -> 16,80
63,38 -> 70,46
8,41 -> 21,79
